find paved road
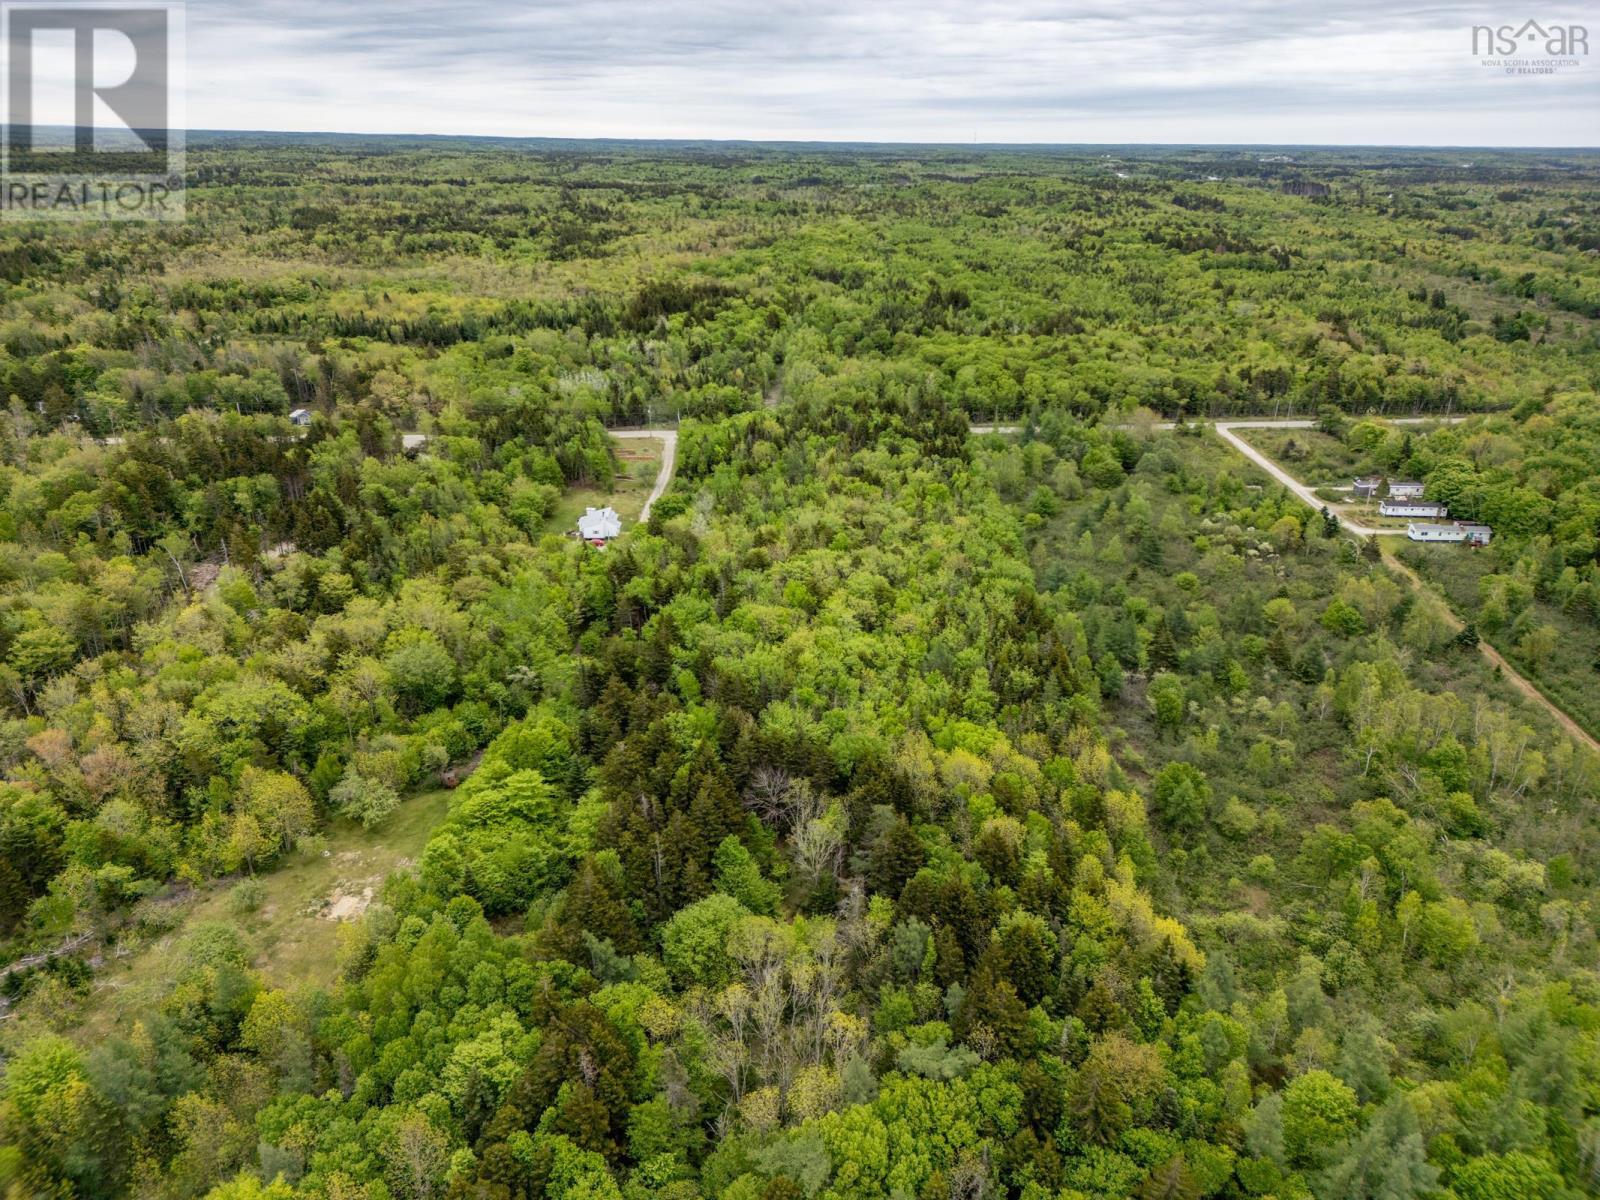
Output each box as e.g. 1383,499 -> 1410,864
612,428 -> 677,525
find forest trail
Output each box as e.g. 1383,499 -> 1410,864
1379,550 -> 1600,757
613,428 -> 677,525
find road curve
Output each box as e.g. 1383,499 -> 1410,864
612,428 -> 677,526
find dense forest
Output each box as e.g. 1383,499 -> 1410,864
0,139 -> 1598,1200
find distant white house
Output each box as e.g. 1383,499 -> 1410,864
578,506 -> 622,545
1380,500 -> 1448,519
1387,481 -> 1426,500
289,408 -> 312,427
1408,522 -> 1491,545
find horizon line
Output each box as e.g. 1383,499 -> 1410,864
74,126 -> 1600,152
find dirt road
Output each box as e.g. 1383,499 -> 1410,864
1212,422 -> 1596,756
1212,418 -> 1466,536
612,428 -> 677,525
1380,551 -> 1600,756
970,414 -> 1597,754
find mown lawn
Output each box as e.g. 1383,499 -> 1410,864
544,436 -> 663,534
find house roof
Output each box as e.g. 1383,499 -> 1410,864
577,506 -> 622,540
1409,521 -> 1490,535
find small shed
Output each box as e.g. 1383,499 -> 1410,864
1352,476 -> 1382,498
289,408 -> 312,427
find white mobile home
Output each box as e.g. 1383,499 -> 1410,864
1407,522 -> 1491,546
1387,481 -> 1425,500
1380,500 -> 1448,519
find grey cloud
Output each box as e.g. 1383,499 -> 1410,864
186,0 -> 1599,143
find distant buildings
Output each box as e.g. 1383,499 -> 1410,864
289,408 -> 312,427
1379,500 -> 1448,519
577,506 -> 622,546
1407,522 -> 1492,546
1350,476 -> 1493,544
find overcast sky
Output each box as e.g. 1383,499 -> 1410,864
186,1 -> 1598,145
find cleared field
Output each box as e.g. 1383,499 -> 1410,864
73,788 -> 451,1039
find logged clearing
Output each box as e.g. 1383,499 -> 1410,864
77,788 -> 451,1038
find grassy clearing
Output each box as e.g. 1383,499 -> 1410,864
75,788 -> 451,1040
1376,264 -> 1600,346
1336,500 -> 1417,530
545,437 -> 663,534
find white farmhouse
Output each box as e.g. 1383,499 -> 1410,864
1379,500 -> 1448,519
1407,522 -> 1491,545
578,506 -> 622,545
